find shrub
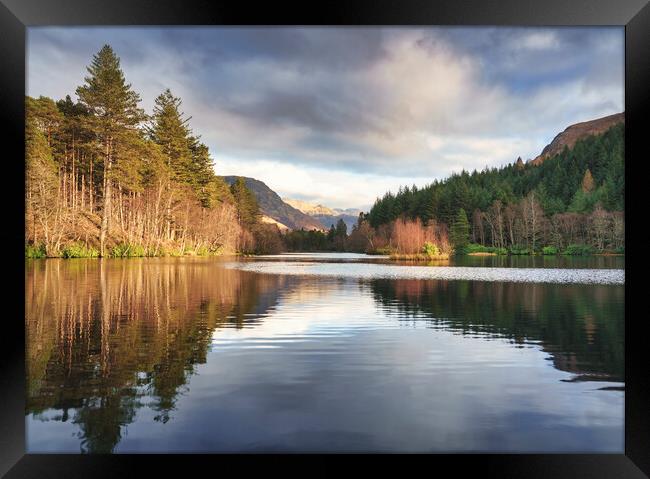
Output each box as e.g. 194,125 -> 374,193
422,241 -> 441,257
614,246 -> 625,254
61,242 -> 99,258
509,245 -> 531,255
563,244 -> 594,256
25,243 -> 47,259
465,243 -> 489,254
542,246 -> 558,255
465,243 -> 508,255
110,243 -> 146,258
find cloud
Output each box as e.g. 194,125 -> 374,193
27,27 -> 624,209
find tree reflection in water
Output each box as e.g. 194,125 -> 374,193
26,258 -> 290,453
26,258 -> 623,453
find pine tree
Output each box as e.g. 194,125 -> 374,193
230,177 -> 259,228
148,89 -> 193,184
76,45 -> 146,256
450,208 -> 470,253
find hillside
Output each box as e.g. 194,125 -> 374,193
222,176 -> 325,231
530,112 -> 624,165
367,115 -> 624,228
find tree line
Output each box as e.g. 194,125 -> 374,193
26,44 -> 279,258
361,123 -> 624,255
26,44 -> 624,258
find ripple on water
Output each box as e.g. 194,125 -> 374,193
224,261 -> 624,285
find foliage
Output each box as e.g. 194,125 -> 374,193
25,243 -> 47,259
109,243 -> 147,258
509,245 -> 531,255
25,44 -> 249,258
450,208 -> 470,254
62,243 -> 100,258
422,241 -> 440,257
542,246 -> 558,255
366,124 -> 624,254
465,243 -> 507,255
563,244 -> 595,256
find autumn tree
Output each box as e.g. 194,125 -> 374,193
582,168 -> 595,193
26,113 -> 60,253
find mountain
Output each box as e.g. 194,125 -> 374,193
334,207 -> 363,216
284,198 -> 361,233
222,176 -> 325,231
367,113 -> 624,228
284,199 -> 336,216
529,112 -> 624,166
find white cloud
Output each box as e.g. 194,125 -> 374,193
27,27 -> 624,210
516,31 -> 561,51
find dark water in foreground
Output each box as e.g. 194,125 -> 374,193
26,255 -> 624,453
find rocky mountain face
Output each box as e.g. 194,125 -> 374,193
222,176 -> 325,231
529,112 -> 624,166
284,198 -> 361,233
284,199 -> 337,216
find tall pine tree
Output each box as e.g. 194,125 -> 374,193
76,45 -> 146,256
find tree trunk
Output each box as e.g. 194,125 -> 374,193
100,138 -> 112,257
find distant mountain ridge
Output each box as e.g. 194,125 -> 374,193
529,112 -> 624,166
284,198 -> 361,233
284,199 -> 337,216
222,176 -> 325,231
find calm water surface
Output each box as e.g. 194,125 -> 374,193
25,254 -> 624,453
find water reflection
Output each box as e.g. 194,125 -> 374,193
369,279 -> 624,382
26,258 -> 292,452
26,257 -> 624,453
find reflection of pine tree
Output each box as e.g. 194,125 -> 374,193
26,260 -> 290,452
369,278 -> 624,381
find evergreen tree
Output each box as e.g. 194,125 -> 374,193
230,177 -> 259,228
148,89 -> 193,184
76,45 -> 146,256
450,208 -> 470,253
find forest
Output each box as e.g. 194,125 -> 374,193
358,122 -> 625,256
284,123 -> 624,257
25,44 -> 624,259
25,44 -> 280,258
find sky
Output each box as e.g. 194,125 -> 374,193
27,27 -> 624,211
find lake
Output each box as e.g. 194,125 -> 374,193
25,253 -> 625,453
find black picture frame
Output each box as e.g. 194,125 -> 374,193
1,0 -> 647,476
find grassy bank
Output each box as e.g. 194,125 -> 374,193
389,253 -> 450,261
26,241 -> 231,259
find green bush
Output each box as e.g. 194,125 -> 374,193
62,243 -> 99,258
422,241 -> 440,257
195,245 -> 224,256
563,244 -> 594,256
465,243 -> 508,255
110,243 -> 146,258
542,246 -> 558,255
509,245 -> 531,255
25,243 -> 47,259
465,243 -> 488,254
614,246 -> 625,254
